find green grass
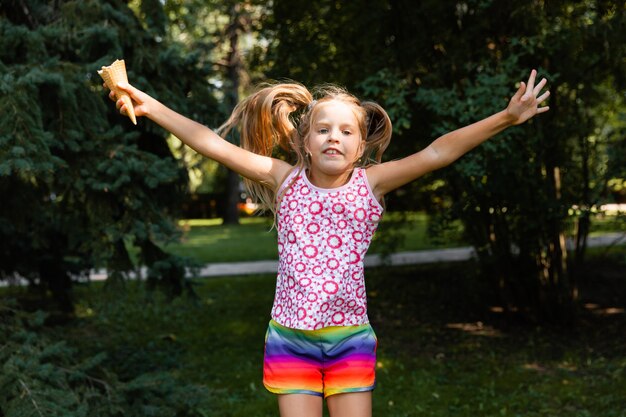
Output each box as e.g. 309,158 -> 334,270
60,259 -> 626,417
166,217 -> 280,263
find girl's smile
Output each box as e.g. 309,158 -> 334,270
322,147 -> 341,155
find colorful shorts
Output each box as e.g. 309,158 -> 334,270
263,319 -> 377,398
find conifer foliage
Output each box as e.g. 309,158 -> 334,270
0,0 -> 218,309
0,300 -> 212,416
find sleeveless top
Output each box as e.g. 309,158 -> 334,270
271,168 -> 383,330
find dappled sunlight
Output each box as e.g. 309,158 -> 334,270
178,218 -> 224,227
488,305 -> 523,314
522,361 -> 578,374
557,361 -> 578,372
445,321 -> 502,337
522,362 -> 549,373
584,303 -> 625,316
75,305 -> 96,318
374,357 -> 397,372
185,230 -> 234,245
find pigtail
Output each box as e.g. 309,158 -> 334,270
359,101 -> 392,166
214,82 -> 393,218
216,83 -> 313,215
217,82 -> 313,156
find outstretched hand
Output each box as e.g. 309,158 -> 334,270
104,82 -> 152,119
506,69 -> 550,125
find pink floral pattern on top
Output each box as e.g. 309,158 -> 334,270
271,168 -> 383,330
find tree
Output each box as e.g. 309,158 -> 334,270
0,299 -> 212,415
262,0 -> 395,87
258,0 -> 626,322
161,0 -> 269,224
0,0 -> 219,310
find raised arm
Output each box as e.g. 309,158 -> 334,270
111,82 -> 293,191
367,69 -> 550,199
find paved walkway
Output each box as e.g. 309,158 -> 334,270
2,233 -> 622,286
86,232 -> 623,280
193,246 -> 477,278
189,232 -> 625,277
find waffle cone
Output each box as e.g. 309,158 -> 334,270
98,59 -> 137,125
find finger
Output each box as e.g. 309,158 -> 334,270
116,82 -> 138,100
526,69 -> 537,92
533,78 -> 547,97
536,90 -> 550,103
513,81 -> 526,101
116,81 -> 130,91
536,106 -> 550,114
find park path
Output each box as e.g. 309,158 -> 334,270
1,233 -> 622,287
88,232 -> 624,280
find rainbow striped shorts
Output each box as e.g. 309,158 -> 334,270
263,319 -> 378,398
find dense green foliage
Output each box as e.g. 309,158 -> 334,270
410,1 -> 625,321
2,0 -> 624,319
0,0 -> 220,308
0,299 -> 213,416
260,0 -> 626,320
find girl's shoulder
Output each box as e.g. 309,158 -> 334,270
276,166 -> 304,196
362,164 -> 387,202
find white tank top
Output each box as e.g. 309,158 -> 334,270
271,168 -> 383,330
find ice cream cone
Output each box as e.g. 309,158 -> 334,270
98,59 -> 137,125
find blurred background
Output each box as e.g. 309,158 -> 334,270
1,1 -> 625,416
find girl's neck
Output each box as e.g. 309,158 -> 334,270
306,167 -> 354,189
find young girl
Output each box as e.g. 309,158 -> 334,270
106,70 -> 549,417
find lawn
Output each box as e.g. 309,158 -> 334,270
57,254 -> 626,417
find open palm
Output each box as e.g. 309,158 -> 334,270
507,69 -> 550,125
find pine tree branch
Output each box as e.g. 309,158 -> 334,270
16,0 -> 37,29
58,366 -> 113,401
18,379 -> 44,417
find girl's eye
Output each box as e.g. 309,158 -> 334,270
342,130 -> 352,136
319,128 -> 328,134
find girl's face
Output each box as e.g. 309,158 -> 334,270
306,100 -> 364,188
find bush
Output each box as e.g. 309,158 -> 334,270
0,300 -> 213,417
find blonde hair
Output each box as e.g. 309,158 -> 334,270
217,82 -> 392,216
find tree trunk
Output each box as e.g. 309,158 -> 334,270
141,240 -> 187,296
223,168 -> 241,224
222,2 -> 245,225
574,130 -> 592,281
538,165 -> 575,323
39,247 -> 74,314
